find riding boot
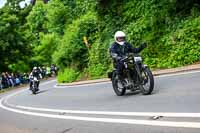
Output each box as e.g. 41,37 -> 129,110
29,82 -> 32,90
36,81 -> 39,91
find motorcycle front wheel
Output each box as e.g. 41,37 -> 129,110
32,88 -> 36,94
31,83 -> 37,95
139,67 -> 154,95
111,71 -> 126,96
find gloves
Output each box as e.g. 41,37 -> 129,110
116,57 -> 124,64
115,56 -> 122,61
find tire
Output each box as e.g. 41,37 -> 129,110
111,71 -> 126,96
139,67 -> 154,95
32,88 -> 36,94
32,82 -> 37,95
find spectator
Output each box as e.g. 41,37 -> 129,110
46,66 -> 51,77
42,66 -> 46,78
0,76 -> 2,90
15,73 -> 21,86
8,73 -> 15,87
38,67 -> 43,79
23,73 -> 29,84
2,73 -> 8,88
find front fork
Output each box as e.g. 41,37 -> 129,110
135,63 -> 147,84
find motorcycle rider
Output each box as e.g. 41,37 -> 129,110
29,67 -> 40,91
109,31 -> 147,86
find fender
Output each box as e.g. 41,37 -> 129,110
142,64 -> 148,69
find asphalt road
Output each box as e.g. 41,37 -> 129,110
0,71 -> 200,133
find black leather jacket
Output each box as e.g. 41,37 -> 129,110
29,70 -> 40,80
110,42 -> 145,61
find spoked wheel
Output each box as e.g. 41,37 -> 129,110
139,67 -> 154,95
111,71 -> 126,96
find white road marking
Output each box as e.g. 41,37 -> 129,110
1,98 -> 200,128
1,71 -> 200,128
54,81 -> 111,88
14,105 -> 200,118
2,79 -> 56,104
3,89 -> 26,105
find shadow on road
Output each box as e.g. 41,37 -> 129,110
35,89 -> 49,95
125,88 -> 158,96
125,90 -> 141,96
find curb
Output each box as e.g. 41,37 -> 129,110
152,64 -> 200,76
57,64 -> 200,86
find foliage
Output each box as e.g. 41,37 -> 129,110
0,0 -> 200,82
0,1 -> 32,72
8,60 -> 30,72
26,0 -> 66,67
57,68 -> 79,83
158,16 -> 200,68
53,11 -> 98,70
45,0 -> 69,35
26,1 -> 47,34
87,36 -> 112,78
32,33 -> 60,65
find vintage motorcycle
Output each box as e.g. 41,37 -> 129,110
108,53 -> 154,96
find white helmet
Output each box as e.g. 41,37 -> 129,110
33,67 -> 37,70
114,31 -> 126,45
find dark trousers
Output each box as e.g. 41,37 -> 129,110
114,61 -> 125,81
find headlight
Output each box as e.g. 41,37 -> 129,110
134,57 -> 142,62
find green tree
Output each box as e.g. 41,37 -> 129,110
26,0 -> 68,66
27,1 -> 47,35
45,0 -> 70,35
32,33 -> 60,65
0,0 -> 32,72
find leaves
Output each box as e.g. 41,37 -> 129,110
52,12 -> 98,70
0,1 -> 32,71
1,0 -> 200,80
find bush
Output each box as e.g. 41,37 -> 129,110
88,63 -> 107,79
159,16 -> 200,68
57,68 -> 79,83
87,36 -> 113,79
53,11 -> 98,70
122,0 -> 200,69
8,60 -> 30,73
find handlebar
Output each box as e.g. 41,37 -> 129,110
120,56 -> 128,62
120,53 -> 142,63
